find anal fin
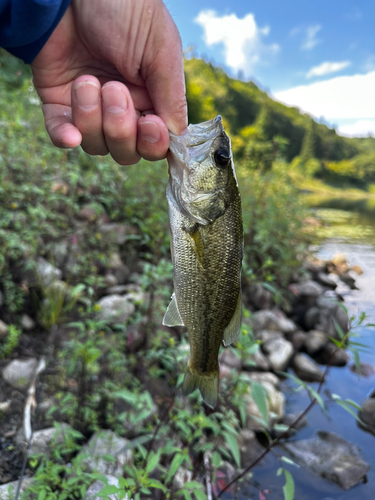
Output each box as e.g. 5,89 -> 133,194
222,292 -> 242,346
162,292 -> 185,327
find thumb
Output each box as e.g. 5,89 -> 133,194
143,3 -> 188,136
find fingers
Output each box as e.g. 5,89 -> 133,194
71,78 -> 169,164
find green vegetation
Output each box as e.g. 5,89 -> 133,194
0,49 -> 371,500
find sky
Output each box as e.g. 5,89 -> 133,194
166,0 -> 375,137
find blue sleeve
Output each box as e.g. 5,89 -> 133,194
0,0 -> 72,63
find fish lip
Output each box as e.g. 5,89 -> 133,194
168,115 -> 224,155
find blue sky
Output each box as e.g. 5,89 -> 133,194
166,0 -> 375,137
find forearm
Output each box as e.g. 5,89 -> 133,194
0,0 -> 71,63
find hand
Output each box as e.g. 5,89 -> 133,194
31,0 -> 187,165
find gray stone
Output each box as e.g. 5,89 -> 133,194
294,280 -> 324,298
281,411 -> 307,432
36,257 -> 62,287
304,330 -> 327,355
243,348 -> 270,371
2,358 -> 37,390
50,239 -> 69,268
288,331 -> 308,351
305,297 -> 349,339
283,431 -> 370,490
174,468 -> 193,490
316,272 -> 337,289
246,283 -> 272,310
245,371 -> 279,387
0,319 -> 8,339
21,314 -> 36,331
80,430 -> 132,475
238,429 -> 264,465
85,475 -> 129,500
256,330 -> 283,343
219,349 -> 242,370
320,342 -> 350,366
16,424 -> 71,455
0,478 -> 33,499
252,309 -> 296,333
359,397 -> 375,434
242,372 -> 285,430
291,354 -> 324,382
103,273 -> 118,287
263,338 -> 294,371
0,401 -> 11,413
97,295 -> 135,324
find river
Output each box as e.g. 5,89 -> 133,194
240,201 -> 375,499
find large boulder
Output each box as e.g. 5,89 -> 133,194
16,424 -> 71,456
304,297 -> 348,339
283,431 -> 370,490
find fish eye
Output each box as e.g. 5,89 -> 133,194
214,148 -> 231,168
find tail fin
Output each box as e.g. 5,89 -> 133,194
182,364 -> 219,409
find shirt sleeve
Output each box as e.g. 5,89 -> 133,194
0,0 -> 72,63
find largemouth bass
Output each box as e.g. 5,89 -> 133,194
163,115 -> 243,408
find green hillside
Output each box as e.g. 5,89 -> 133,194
185,57 -> 375,188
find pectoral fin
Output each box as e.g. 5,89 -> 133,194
222,292 -> 242,346
185,225 -> 205,269
162,293 -> 185,327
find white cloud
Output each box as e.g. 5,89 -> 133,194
301,25 -> 321,50
306,61 -> 351,79
273,71 -> 375,136
338,120 -> 375,137
195,10 -> 279,72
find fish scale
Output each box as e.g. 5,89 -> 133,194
163,116 -> 243,408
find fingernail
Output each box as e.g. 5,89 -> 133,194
74,81 -> 100,111
102,84 -> 127,114
139,121 -> 160,144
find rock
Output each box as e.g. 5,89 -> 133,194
50,239 -> 69,268
293,280 -> 324,298
256,330 -> 283,343
351,265 -> 363,275
26,424 -> 71,456
243,348 -> 270,371
103,273 -> 118,287
85,475 -> 128,500
359,397 -> 375,434
174,468 -> 193,490
2,358 -> 37,390
318,343 -> 350,366
304,297 -> 348,339
238,429 -> 264,465
242,372 -> 285,430
0,401 -> 11,413
339,271 -> 357,289
36,257 -> 62,287
0,319 -> 8,339
80,430 -> 133,475
252,309 -> 296,334
281,411 -> 307,433
316,272 -> 337,289
104,283 -> 143,296
350,362 -> 375,378
304,330 -> 327,355
245,283 -> 273,310
97,295 -> 135,324
245,371 -> 279,388
99,223 -> 135,245
107,252 -> 130,284
291,354 -> 324,382
0,290 -> 3,307
0,478 -> 33,499
288,331 -> 308,351
219,349 -> 242,370
262,338 -> 294,371
21,314 -> 36,331
283,431 -> 370,490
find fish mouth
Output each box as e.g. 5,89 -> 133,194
168,115 -> 224,155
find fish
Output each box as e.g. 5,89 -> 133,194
163,115 -> 243,408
